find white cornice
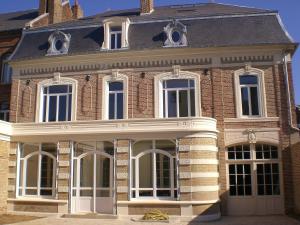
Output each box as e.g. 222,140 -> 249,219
0,120 -> 12,141
8,117 -> 217,140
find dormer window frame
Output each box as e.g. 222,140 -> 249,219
102,17 -> 130,51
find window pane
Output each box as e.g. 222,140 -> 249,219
117,93 -> 124,119
156,154 -> 170,188
240,75 -> 258,85
48,96 -> 57,122
179,90 -> 188,117
139,153 -> 153,188
80,154 -> 93,188
117,33 -> 122,49
48,85 -> 68,94
111,33 -> 116,49
167,91 -> 177,117
109,93 -> 115,119
190,89 -> 195,116
96,155 -> 110,188
26,155 -> 38,188
241,87 -> 249,115
165,79 -> 189,89
250,87 -> 259,115
68,94 -> 72,121
40,155 -> 53,188
109,82 -> 123,91
43,95 -> 47,122
58,95 -> 67,121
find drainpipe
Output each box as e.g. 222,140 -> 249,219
282,52 -> 299,132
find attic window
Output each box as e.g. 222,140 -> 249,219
164,20 -> 187,47
110,27 -> 122,49
47,30 -> 71,56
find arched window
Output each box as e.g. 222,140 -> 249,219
227,143 -> 280,197
18,143 -> 57,198
36,76 -> 77,122
234,67 -> 266,118
131,140 -> 177,199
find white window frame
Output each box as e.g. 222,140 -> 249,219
16,143 -> 57,199
36,76 -> 78,123
102,73 -> 128,120
1,55 -> 12,84
110,29 -> 122,50
154,70 -> 201,118
234,67 -> 267,118
131,140 -> 177,200
226,143 -> 283,199
101,18 -> 130,50
0,101 -> 9,122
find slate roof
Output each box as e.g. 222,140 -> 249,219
0,9 -> 38,32
10,3 -> 296,61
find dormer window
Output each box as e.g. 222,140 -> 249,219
47,30 -> 71,56
110,27 -> 122,49
102,18 -> 130,51
164,20 -> 187,47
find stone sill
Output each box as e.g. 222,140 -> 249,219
224,117 -> 279,123
7,198 -> 68,204
117,200 -> 219,205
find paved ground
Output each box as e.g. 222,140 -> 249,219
3,215 -> 300,225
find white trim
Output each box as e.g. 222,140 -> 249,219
154,69 -> 201,118
35,76 -> 78,123
117,199 -> 220,205
25,13 -> 49,28
179,172 -> 219,179
102,73 -> 128,120
234,67 -> 267,118
224,117 -> 279,123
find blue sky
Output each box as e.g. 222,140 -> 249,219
0,0 -> 299,104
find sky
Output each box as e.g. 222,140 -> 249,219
0,0 -> 299,104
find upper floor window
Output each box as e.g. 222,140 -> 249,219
239,75 -> 260,116
109,81 -> 124,119
0,101 -> 9,122
163,79 -> 195,118
1,54 -> 12,84
42,85 -> 72,122
110,27 -> 122,50
234,67 -> 266,118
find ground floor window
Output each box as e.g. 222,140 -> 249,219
227,143 -> 281,197
131,140 -> 177,199
18,143 -> 57,198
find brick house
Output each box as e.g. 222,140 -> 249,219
0,0 -> 300,221
0,0 -> 83,122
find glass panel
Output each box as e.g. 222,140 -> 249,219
156,154 -> 170,188
58,95 -> 67,121
155,140 -> 175,155
240,75 -> 258,85
73,159 -> 77,187
139,153 -> 153,188
96,155 -> 110,188
75,142 -> 96,157
190,89 -> 195,116
80,154 -> 93,188
40,189 -> 52,196
19,160 -> 23,188
48,96 -> 57,122
157,190 -> 171,197
110,33 -> 116,49
250,87 -> 259,115
26,155 -> 38,188
80,190 -> 93,197
117,93 -> 124,119
241,87 -> 249,115
25,189 -> 37,195
40,155 -> 53,188
48,85 -> 69,94
42,143 -> 57,156
109,82 -> 123,91
117,33 -> 122,49
96,190 -> 110,197
179,90 -> 188,117
165,79 -> 189,88
68,94 -> 72,121
167,91 -> 177,117
139,190 -> 153,197
21,144 -> 39,158
109,93 -> 115,120
133,141 -> 153,157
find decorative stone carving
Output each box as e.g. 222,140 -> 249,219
53,72 -> 61,83
138,78 -> 148,112
82,82 -> 93,113
172,65 -> 181,77
163,20 -> 187,47
247,129 -> 257,144
47,30 -> 71,56
111,69 -> 119,81
244,63 -> 252,74
21,86 -> 32,117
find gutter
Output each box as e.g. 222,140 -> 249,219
282,52 -> 299,132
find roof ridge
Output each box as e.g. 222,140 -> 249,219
0,8 -> 37,16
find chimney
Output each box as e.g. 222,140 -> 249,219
39,0 -> 49,15
72,0 -> 84,19
140,0 -> 154,14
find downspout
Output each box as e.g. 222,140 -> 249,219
282,52 -> 299,132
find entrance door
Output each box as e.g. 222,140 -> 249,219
72,151 -> 113,214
